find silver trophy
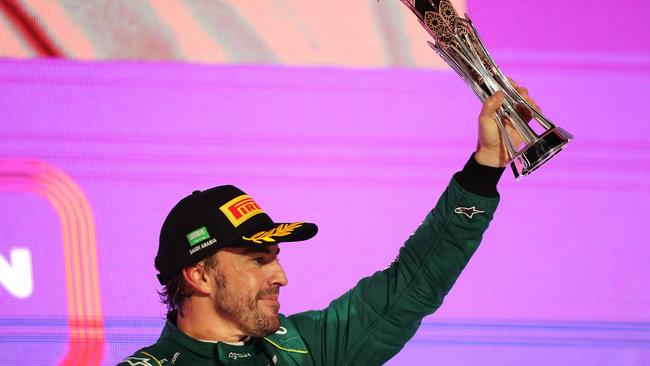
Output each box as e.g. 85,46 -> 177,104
400,0 -> 573,178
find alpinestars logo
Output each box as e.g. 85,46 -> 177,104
122,357 -> 154,366
454,206 -> 485,219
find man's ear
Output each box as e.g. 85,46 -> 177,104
181,264 -> 212,296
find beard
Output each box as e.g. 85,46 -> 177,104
212,267 -> 281,337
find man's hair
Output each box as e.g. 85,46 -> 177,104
158,253 -> 219,321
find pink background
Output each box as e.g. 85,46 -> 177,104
1,1 -> 649,365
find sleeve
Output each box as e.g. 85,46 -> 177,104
288,155 -> 503,366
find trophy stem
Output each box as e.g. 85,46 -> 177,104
495,109 -> 523,163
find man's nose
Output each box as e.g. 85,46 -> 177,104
269,260 -> 288,287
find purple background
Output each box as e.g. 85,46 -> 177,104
2,59 -> 649,365
2,1 -> 650,365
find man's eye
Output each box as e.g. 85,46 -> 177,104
253,257 -> 266,265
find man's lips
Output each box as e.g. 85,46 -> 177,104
257,288 -> 279,301
260,298 -> 280,313
258,292 -> 280,308
259,295 -> 279,302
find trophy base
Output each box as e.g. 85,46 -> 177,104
512,127 -> 573,179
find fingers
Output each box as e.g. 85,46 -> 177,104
479,90 -> 505,121
515,104 -> 533,123
517,86 -> 529,99
509,77 -> 531,99
504,123 -> 524,149
507,76 -> 541,113
521,91 -> 540,114
527,99 -> 541,113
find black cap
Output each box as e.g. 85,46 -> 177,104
155,185 -> 317,284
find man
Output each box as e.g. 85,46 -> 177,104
119,84 -> 535,366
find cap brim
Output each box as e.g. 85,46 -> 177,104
156,222 -> 316,285
237,222 -> 317,246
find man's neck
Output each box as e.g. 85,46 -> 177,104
176,301 -> 248,343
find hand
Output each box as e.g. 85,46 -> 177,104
474,79 -> 541,168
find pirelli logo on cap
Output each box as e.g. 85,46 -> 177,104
220,194 -> 264,227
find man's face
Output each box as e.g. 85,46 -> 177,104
210,245 -> 287,337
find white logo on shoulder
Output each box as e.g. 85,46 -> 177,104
123,357 -> 154,366
275,326 -> 288,335
228,351 -> 252,360
171,352 -> 181,364
454,206 -> 485,219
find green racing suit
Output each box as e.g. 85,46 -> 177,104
118,156 -> 503,366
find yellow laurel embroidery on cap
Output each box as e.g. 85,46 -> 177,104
243,222 -> 304,244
